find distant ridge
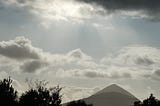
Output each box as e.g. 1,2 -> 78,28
84,84 -> 139,106
63,84 -> 139,106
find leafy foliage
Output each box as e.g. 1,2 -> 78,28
19,80 -> 62,106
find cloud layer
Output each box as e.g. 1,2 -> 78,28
0,0 -> 103,23
78,0 -> 160,21
1,0 -> 160,28
0,37 -> 160,81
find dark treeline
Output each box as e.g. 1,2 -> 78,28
0,77 -> 91,106
66,100 -> 93,106
133,94 -> 160,106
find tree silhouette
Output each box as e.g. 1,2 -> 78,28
133,94 -> 160,106
134,101 -> 142,106
66,100 -> 93,106
19,80 -> 62,106
0,77 -> 18,106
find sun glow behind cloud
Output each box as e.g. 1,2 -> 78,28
0,0 -> 107,27
30,0 -> 86,21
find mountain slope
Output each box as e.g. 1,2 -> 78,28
84,84 -> 139,106
63,84 -> 139,106
95,84 -> 136,98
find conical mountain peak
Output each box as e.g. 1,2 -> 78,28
63,84 -> 139,106
94,84 -> 136,98
107,84 -> 120,88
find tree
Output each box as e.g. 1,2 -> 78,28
142,94 -> 158,106
0,77 -> 18,106
133,94 -> 160,106
66,100 -> 93,106
19,80 -> 62,106
134,101 -> 142,106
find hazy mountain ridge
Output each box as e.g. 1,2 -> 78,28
63,84 -> 139,106
84,92 -> 138,106
94,84 -> 137,98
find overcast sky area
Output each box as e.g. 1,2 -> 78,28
0,0 -> 160,102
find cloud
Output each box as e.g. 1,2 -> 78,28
0,71 -> 8,79
92,23 -> 114,30
0,37 -> 49,72
99,45 -> 160,80
77,0 -> 160,21
154,69 -> 160,76
0,37 -> 42,60
149,69 -> 160,81
55,68 -> 132,79
1,37 -> 160,80
101,46 -> 160,66
110,71 -> 132,79
67,48 -> 92,60
0,0 -> 104,24
20,60 -> 48,73
83,70 -> 107,78
73,69 -> 108,78
0,37 -> 97,73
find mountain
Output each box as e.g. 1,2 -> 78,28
95,84 -> 136,98
84,84 -> 139,106
63,84 -> 139,106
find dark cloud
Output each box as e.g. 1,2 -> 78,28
110,72 -> 132,79
77,0 -> 160,20
20,60 -> 48,73
135,57 -> 154,66
84,71 -> 107,78
122,73 -> 132,78
84,71 -> 131,79
1,0 -> 160,21
154,69 -> 160,76
16,0 -> 27,4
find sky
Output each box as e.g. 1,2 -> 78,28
0,0 -> 160,103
